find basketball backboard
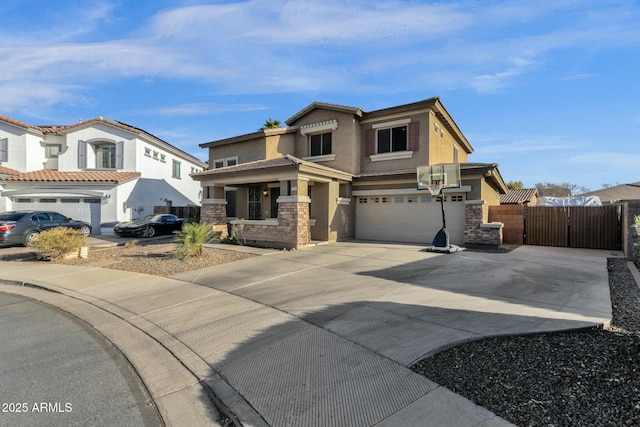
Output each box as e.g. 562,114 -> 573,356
417,163 -> 461,190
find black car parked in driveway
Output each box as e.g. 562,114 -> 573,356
0,211 -> 92,247
113,214 -> 187,238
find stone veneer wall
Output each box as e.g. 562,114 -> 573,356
201,202 -> 228,238
464,201 -> 503,247
230,202 -> 311,249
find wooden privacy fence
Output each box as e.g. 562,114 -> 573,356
527,205 -> 620,249
489,205 -> 621,250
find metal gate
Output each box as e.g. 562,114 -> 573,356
525,205 -> 621,249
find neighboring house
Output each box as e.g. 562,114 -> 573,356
579,182 -> 640,204
500,188 -> 539,205
192,97 -> 508,248
0,115 -> 207,232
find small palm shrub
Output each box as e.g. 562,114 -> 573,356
28,227 -> 87,260
174,222 -> 217,260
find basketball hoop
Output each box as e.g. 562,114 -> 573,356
426,183 -> 444,196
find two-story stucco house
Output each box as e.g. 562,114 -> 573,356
192,97 -> 507,249
0,116 -> 207,232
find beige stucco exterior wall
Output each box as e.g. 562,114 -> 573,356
428,112 -> 469,164
289,109 -> 361,175
209,138 -> 266,165
360,112 -> 429,174
265,133 -> 295,159
481,180 -> 501,205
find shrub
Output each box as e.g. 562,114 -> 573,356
174,222 -> 217,260
28,227 -> 87,260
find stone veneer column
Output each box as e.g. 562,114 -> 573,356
277,197 -> 310,249
464,200 -> 503,247
200,185 -> 228,238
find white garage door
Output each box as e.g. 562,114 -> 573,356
355,193 -> 465,245
12,197 -> 102,232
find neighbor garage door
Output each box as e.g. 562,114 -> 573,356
355,193 -> 465,245
12,197 -> 101,232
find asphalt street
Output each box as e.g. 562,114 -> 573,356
0,292 -> 162,427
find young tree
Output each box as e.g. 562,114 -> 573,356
535,182 -> 590,197
506,180 -> 524,190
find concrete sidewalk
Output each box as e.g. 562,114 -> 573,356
0,243 -> 617,426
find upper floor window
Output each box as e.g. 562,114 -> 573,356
310,132 -> 332,156
144,147 -> 151,157
213,157 -> 238,168
78,140 -> 123,169
172,159 -> 181,178
46,144 -> 61,158
0,138 -> 7,162
96,143 -> 116,168
453,145 -> 459,163
365,120 -> 418,161
377,126 -> 407,153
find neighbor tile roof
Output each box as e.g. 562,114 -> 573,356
500,188 -> 539,204
0,165 -> 20,176
2,170 -> 141,183
0,114 -> 206,166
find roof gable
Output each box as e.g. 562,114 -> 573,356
286,102 -> 363,126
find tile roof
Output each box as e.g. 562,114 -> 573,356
192,155 -> 353,179
1,170 -> 141,183
0,114 -> 206,167
500,188 -> 539,204
0,165 -> 20,176
286,102 -> 363,125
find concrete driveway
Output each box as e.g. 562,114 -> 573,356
0,241 -> 616,426
174,242 -> 613,366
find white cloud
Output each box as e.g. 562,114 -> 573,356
1,0 -> 639,110
134,103 -> 271,116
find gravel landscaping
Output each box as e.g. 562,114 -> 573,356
50,241 -> 257,277
412,257 -> 640,427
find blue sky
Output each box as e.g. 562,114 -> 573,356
1,0 -> 638,192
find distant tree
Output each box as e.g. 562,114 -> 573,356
506,180 -> 524,190
262,118 -> 282,129
535,182 -> 590,197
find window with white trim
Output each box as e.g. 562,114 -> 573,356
0,138 -> 8,162
309,132 -> 332,156
213,157 -> 238,168
377,125 -> 407,153
96,143 -> 116,168
358,197 -> 368,204
144,147 -> 151,157
172,160 -> 181,178
46,144 -> 61,158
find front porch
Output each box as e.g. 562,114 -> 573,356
194,156 -> 354,250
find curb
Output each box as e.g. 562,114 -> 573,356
0,280 -> 266,427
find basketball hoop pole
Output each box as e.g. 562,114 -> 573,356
439,186 -> 446,229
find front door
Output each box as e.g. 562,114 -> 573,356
248,186 -> 261,220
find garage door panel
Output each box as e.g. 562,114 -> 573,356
355,196 -> 464,245
11,198 -> 101,233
